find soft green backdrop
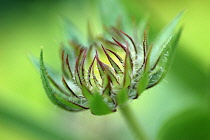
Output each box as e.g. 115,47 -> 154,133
0,0 -> 209,140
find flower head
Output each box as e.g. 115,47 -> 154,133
39,12 -> 183,115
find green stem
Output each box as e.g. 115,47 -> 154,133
119,104 -> 149,140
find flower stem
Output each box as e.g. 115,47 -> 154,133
119,105 -> 149,140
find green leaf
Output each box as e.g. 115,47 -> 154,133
87,21 -> 95,44
150,11 -> 184,69
29,53 -> 41,72
29,53 -> 62,85
99,0 -> 132,35
135,17 -> 149,45
89,93 -> 113,115
102,83 -> 116,106
148,28 -> 182,88
82,86 -> 93,101
54,94 -> 87,110
137,45 -> 152,95
123,48 -> 133,87
99,0 -> 124,27
63,18 -> 86,45
39,49 -> 59,105
116,88 -> 129,106
30,51 -> 78,98
59,46 -> 77,82
39,49 -> 85,111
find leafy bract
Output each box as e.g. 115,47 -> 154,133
116,88 -> 129,106
148,28 -> 182,88
89,93 -> 113,115
137,45 -> 153,96
150,11 -> 184,69
39,49 -> 90,111
63,18 -> 86,45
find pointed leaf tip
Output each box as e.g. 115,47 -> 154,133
150,11 -> 184,68
40,49 -> 85,111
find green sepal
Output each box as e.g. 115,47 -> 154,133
54,94 -> 87,110
123,48 -> 132,87
99,0 -> 125,28
148,28 -> 182,88
135,17 -> 149,46
89,93 -> 113,116
63,18 -> 86,45
150,11 -> 184,69
137,45 -> 152,95
87,21 -> 95,44
39,49 -> 84,111
29,52 -> 62,87
40,49 -> 59,105
116,88 -> 129,106
82,86 -> 93,101
137,68 -> 149,96
104,67 -> 119,86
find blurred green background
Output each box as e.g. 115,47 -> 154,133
0,0 -> 209,140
